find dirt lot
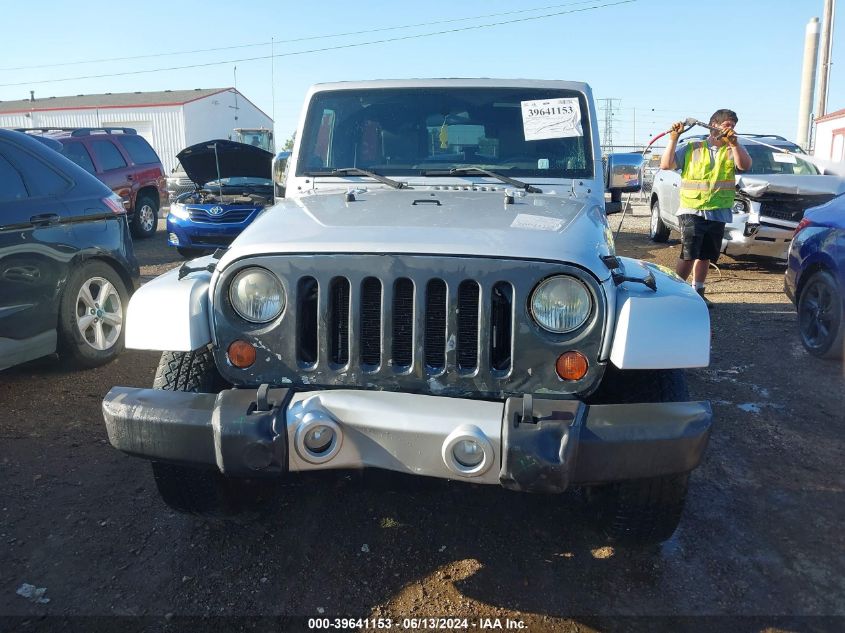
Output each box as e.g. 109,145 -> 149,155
1,204 -> 843,632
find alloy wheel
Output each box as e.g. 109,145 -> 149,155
75,277 -> 123,351
799,279 -> 834,350
138,204 -> 155,233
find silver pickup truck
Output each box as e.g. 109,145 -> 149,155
102,79 -> 712,545
650,134 -> 845,259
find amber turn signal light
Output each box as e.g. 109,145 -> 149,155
228,340 -> 256,368
556,351 -> 588,381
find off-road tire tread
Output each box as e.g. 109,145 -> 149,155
151,348 -> 278,518
601,473 -> 689,545
584,366 -> 691,545
586,366 -> 689,405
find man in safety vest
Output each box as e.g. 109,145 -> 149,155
660,109 -> 752,307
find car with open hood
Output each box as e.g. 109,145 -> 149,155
649,134 -> 845,259
102,79 -> 714,546
166,139 -> 274,258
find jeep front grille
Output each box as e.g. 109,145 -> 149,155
295,275 -> 507,375
214,255 -> 606,399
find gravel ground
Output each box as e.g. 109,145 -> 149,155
1,205 -> 843,632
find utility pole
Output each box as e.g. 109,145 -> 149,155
797,17 -> 820,150
633,107 -> 636,149
817,0 -> 836,118
598,98 -> 620,154
271,36 -> 276,125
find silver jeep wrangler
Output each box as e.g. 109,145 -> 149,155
103,79 -> 712,544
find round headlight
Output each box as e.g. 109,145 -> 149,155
229,267 -> 285,323
530,276 -> 591,333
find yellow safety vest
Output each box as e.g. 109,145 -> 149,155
680,141 -> 736,210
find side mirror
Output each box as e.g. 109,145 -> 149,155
605,152 -> 644,192
272,151 -> 291,200
604,153 -> 644,215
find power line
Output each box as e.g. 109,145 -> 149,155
0,0 -> 636,88
0,0 -> 613,72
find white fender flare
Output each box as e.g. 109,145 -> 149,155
125,261 -> 213,352
609,258 -> 710,369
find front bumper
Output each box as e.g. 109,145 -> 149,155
102,387 -> 712,492
722,213 -> 794,260
166,214 -> 255,250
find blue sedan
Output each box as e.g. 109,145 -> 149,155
785,194 -> 845,359
166,140 -> 273,258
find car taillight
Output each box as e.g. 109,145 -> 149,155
103,195 -> 126,215
794,217 -> 813,237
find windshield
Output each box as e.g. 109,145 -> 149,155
739,144 -> 820,176
296,87 -> 593,179
205,177 -> 272,188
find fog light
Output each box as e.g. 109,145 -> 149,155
452,439 -> 484,468
294,411 -> 343,464
556,351 -> 588,381
227,340 -> 256,368
442,426 -> 494,477
168,232 -> 179,245
304,425 -> 335,454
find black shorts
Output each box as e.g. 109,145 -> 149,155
679,214 -> 725,262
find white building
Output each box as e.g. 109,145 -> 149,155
0,88 -> 273,173
814,108 -> 845,162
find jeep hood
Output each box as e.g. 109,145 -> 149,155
218,187 -> 613,276
736,174 -> 845,198
176,139 -> 273,185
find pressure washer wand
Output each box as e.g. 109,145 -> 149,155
644,118 -> 699,151
686,118 -> 828,170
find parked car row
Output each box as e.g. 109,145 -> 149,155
0,129 -> 139,371
16,127 -> 166,239
649,134 -> 845,260
646,131 -> 844,360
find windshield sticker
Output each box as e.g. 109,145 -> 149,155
521,98 -> 583,141
511,214 -> 563,231
772,153 -> 797,164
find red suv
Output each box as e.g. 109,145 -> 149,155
18,127 -> 166,238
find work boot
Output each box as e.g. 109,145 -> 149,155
696,287 -> 713,309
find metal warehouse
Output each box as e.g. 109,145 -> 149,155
0,88 -> 273,173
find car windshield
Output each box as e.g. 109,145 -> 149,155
296,87 -> 593,179
205,177 -> 272,188
739,144 -> 820,176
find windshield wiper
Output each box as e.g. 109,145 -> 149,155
421,166 -> 542,193
304,167 -> 407,189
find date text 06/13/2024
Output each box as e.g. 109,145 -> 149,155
307,617 -> 527,630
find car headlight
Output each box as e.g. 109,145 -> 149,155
229,267 -> 285,323
732,199 -> 748,214
530,276 -> 592,333
168,202 -> 190,220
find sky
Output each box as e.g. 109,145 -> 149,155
1,0 -> 841,151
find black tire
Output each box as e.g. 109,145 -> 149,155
58,261 -> 129,368
584,366 -> 691,545
797,270 -> 844,359
649,198 -> 670,242
151,347 -> 279,518
131,194 -> 158,239
176,246 -> 208,260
